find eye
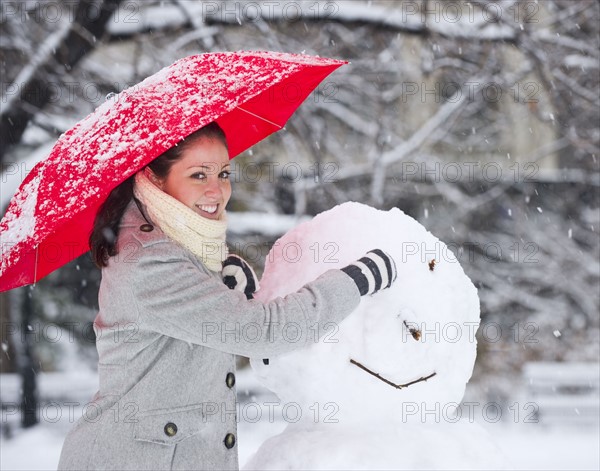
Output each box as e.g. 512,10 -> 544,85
190,172 -> 207,180
219,170 -> 231,180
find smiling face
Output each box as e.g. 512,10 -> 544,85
150,137 -> 232,220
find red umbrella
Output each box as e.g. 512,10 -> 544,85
0,51 -> 346,292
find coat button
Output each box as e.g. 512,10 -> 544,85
140,223 -> 154,232
164,422 -> 178,437
224,433 -> 236,449
226,372 -> 236,388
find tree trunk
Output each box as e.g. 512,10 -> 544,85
19,287 -> 38,428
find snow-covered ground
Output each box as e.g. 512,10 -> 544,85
1,368 -> 598,471
2,416 -> 599,471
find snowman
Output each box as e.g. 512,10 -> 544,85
243,202 -> 511,470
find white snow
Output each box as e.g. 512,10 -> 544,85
0,174 -> 40,278
1,370 -> 598,470
0,141 -> 55,210
243,202 -> 508,469
227,211 -> 310,236
563,54 -> 599,70
1,426 -> 66,471
0,178 -> 38,247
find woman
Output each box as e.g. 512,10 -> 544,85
58,122 -> 396,471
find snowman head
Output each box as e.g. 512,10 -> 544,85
252,202 -> 480,425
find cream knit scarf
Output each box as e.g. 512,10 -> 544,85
133,169 -> 228,272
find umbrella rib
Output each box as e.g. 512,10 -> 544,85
236,106 -> 282,129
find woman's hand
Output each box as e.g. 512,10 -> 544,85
222,254 -> 260,300
341,249 -> 397,296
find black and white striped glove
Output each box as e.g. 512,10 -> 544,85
222,255 -> 260,300
340,249 -> 397,296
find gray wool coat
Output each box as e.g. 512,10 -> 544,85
58,199 -> 361,471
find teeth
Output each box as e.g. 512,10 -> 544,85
198,204 -> 217,214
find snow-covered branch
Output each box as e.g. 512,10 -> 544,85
108,0 -> 517,40
0,21 -> 72,115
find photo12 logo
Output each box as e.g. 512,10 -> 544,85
199,1 -> 340,23
398,1 -> 540,25
401,401 -> 539,424
397,161 -> 539,183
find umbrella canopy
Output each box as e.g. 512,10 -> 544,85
0,51 -> 346,292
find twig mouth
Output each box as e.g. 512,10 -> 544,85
350,358 -> 436,390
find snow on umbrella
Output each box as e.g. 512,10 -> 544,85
0,51 -> 346,292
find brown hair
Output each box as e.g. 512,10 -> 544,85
89,122 -> 227,268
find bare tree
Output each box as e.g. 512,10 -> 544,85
0,0 -> 123,161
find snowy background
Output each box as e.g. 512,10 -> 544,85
1,368 -> 599,470
1,1 -> 599,470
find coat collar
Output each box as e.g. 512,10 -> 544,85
120,198 -> 169,247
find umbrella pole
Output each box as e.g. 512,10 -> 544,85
33,246 -> 39,286
20,286 -> 38,428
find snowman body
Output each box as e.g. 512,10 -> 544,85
244,202 -> 510,470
